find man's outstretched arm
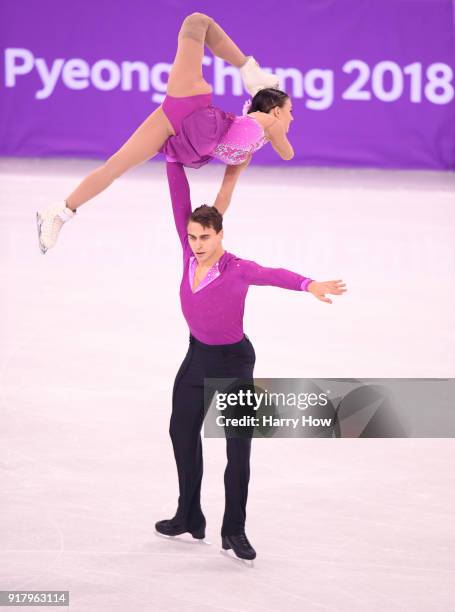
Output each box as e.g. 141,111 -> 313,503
240,259 -> 347,303
240,259 -> 314,291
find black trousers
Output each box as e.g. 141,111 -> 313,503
169,333 -> 256,537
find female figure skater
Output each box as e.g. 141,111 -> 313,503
36,12 -> 294,254
156,159 -> 346,561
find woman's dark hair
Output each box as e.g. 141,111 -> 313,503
247,88 -> 289,114
188,204 -> 223,233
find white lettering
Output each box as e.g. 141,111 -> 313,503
123,60 -> 153,92
62,59 -> 90,90
91,59 -> 121,91
5,48 -> 34,86
276,67 -> 304,97
35,57 -> 64,100
305,68 -> 334,110
4,48 -> 452,108
301,416 -> 332,427
216,415 -> 259,427
262,416 -> 300,428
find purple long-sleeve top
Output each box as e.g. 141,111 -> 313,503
166,161 -> 313,345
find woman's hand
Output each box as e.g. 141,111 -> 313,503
265,119 -> 294,160
308,280 -> 347,304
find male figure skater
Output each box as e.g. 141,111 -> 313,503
155,160 -> 346,560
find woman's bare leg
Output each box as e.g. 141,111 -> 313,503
167,12 -> 247,97
65,105 -> 174,210
65,13 -> 248,210
204,16 -> 247,67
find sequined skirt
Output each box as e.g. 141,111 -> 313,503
160,104 -> 236,169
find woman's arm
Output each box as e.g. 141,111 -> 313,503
166,161 -> 192,249
265,120 -> 294,161
213,155 -> 251,215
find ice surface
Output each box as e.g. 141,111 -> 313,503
1,157 -> 454,611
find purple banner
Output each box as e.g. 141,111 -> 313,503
1,0 -> 454,169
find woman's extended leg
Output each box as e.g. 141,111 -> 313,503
56,14 -> 260,211
36,104 -> 174,253
65,15 -> 247,210
64,14 -> 248,210
166,12 -> 247,97
35,13 -> 273,253
166,13 -> 278,99
65,105 -> 173,210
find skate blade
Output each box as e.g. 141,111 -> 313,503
154,530 -> 211,545
220,548 -> 255,567
36,212 -> 47,255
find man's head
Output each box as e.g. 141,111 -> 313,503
187,205 -> 224,264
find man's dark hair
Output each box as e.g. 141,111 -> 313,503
188,204 -> 223,233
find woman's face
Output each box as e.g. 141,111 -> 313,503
187,221 -> 223,264
270,98 -> 294,133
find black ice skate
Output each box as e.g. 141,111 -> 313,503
155,518 -> 206,540
221,532 -> 256,560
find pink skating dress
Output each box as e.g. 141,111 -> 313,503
160,93 -> 268,168
211,115 -> 268,165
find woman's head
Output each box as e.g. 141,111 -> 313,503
248,88 -> 293,132
187,205 -> 224,264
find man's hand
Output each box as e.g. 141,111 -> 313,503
308,280 -> 347,304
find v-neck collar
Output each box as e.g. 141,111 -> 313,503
189,252 -> 225,294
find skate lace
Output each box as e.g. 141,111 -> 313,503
237,533 -> 251,548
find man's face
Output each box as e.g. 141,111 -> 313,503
187,221 -> 223,264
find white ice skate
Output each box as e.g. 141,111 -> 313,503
240,56 -> 280,96
36,201 -> 76,254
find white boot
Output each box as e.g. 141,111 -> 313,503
36,201 -> 76,254
239,56 -> 280,96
